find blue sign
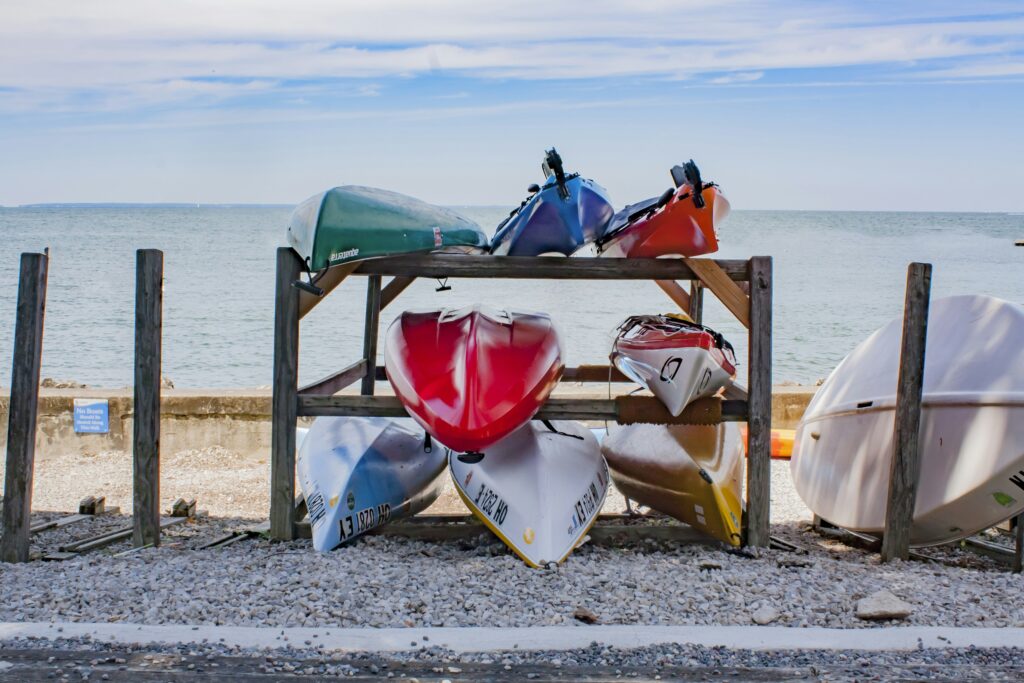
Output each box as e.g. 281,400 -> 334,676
74,398 -> 109,434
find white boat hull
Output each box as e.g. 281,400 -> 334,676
792,295 -> 1024,547
613,344 -> 733,416
449,420 -> 609,568
297,416 -> 447,551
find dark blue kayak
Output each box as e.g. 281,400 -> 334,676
490,149 -> 614,256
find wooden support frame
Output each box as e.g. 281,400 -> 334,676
270,252 -> 773,546
1,252 -> 49,563
132,249 -> 163,548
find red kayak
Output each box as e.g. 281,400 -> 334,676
596,160 -> 729,259
384,305 -> 564,454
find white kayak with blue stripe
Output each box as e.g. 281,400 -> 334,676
297,416 -> 447,551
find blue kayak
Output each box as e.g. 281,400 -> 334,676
490,149 -> 614,256
297,416 -> 446,551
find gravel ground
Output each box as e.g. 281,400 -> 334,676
2,636 -> 1023,681
2,441 -> 808,522
2,447 -> 1021,631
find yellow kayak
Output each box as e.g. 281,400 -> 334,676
601,423 -> 744,546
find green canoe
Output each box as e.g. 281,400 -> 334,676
286,186 -> 488,272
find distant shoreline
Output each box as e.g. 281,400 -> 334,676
3,204 -> 1021,214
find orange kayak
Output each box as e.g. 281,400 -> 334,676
596,160 -> 729,259
740,425 -> 794,459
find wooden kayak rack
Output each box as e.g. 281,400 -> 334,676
270,248 -> 774,548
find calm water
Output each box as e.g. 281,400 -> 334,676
0,206 -> 1020,388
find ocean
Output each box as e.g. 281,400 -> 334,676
0,206 -> 1021,388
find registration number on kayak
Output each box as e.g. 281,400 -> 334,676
474,483 -> 508,527
567,467 -> 608,537
306,491 -> 327,528
339,503 -> 391,541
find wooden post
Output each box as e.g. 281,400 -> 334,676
745,256 -> 772,547
270,247 -> 302,540
132,250 -> 163,548
688,281 -> 704,324
360,275 -> 382,396
1013,514 -> 1023,574
881,262 -> 932,562
1,252 -> 48,563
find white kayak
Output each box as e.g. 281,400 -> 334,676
297,416 -> 447,551
450,420 -> 609,568
611,314 -> 736,416
791,295 -> 1024,547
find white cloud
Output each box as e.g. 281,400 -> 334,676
710,72 -> 764,84
1,1 -> 1022,112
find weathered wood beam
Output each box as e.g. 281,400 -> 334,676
562,365 -> 632,383
685,258 -> 751,328
654,280 -> 692,314
132,249 -> 163,549
0,252 -> 49,564
298,360 -> 367,397
360,275 -> 382,396
298,394 -> 747,423
745,256 -> 773,548
353,254 -> 750,280
372,364 -> 634,384
1014,515 -> 1023,574
689,281 -> 704,324
298,261 -> 360,320
270,247 -> 302,541
881,262 -> 932,562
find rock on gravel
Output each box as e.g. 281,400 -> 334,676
751,605 -> 780,625
856,590 -> 914,621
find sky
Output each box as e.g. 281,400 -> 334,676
1,1 -> 1023,210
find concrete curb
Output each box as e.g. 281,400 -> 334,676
1,622 -> 1022,653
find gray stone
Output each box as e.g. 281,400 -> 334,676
856,590 -> 914,621
751,606 -> 780,625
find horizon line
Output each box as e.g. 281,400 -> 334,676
3,202 -> 1022,215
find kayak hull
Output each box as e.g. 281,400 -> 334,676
791,295 -> 1024,547
602,422 -> 744,546
287,186 -> 487,272
450,420 -> 609,567
490,176 -> 614,256
384,306 -> 564,453
611,315 -> 736,416
599,185 -> 728,259
740,426 -> 795,459
297,416 -> 447,551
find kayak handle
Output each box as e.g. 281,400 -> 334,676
527,183 -> 540,194
457,451 -> 484,464
670,160 -> 706,209
542,148 -> 571,200
292,278 -> 324,297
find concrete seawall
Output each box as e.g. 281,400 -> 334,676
0,385 -> 816,458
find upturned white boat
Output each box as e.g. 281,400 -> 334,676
611,314 -> 736,416
449,420 -> 609,568
791,295 -> 1024,546
602,423 -> 745,546
297,416 -> 447,551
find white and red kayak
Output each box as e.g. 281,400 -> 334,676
611,314 -> 736,416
